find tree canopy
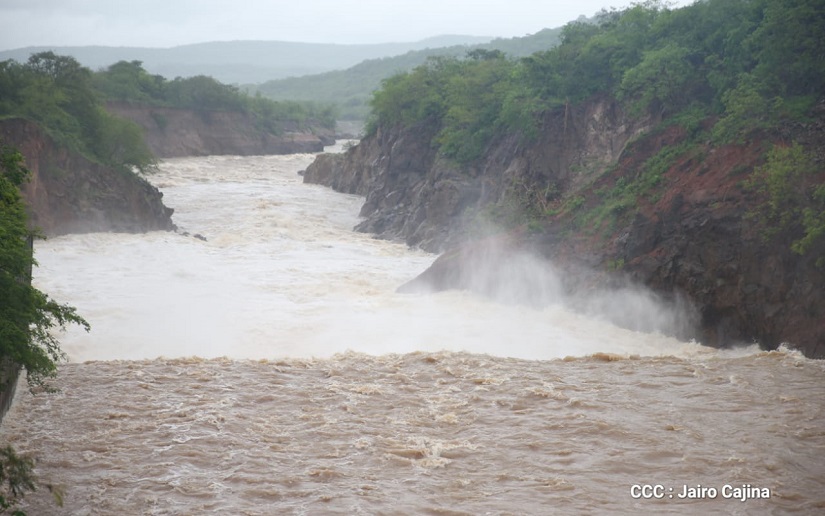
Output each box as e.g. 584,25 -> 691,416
367,0 -> 825,163
0,52 -> 156,173
92,60 -> 337,131
255,26 -> 565,121
0,53 -> 338,175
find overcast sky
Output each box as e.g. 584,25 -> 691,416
0,0 -> 694,51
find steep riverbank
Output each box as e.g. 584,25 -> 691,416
303,98 -> 825,358
0,117 -> 174,235
107,102 -> 336,158
305,97 -> 657,251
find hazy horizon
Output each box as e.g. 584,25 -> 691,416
0,0 -> 695,52
3,35 -> 496,51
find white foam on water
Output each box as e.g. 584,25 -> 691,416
34,148 -> 717,362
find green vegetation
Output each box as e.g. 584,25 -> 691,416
480,174 -> 559,231
0,52 -> 156,173
0,53 -> 336,173
577,139 -> 698,234
367,50 -> 534,164
0,444 -> 60,515
0,142 -> 81,515
367,0 -> 825,164
93,60 -> 337,131
0,142 -> 89,390
255,27 -> 564,121
362,0 -> 824,252
0,37 -> 498,86
1,444 -> 35,515
745,143 -> 825,263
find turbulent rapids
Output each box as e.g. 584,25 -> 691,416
2,146 -> 824,514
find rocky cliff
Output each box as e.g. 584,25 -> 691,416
1,118 -> 175,235
107,103 -> 335,158
305,98 -> 655,251
304,98 -> 825,358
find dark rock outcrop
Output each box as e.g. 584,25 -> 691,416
0,118 -> 175,235
612,131 -> 825,356
304,97 -> 825,358
107,102 -> 335,158
305,97 -> 652,252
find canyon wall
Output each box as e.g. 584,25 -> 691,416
305,97 -> 653,251
0,118 -> 175,235
304,99 -> 825,358
107,103 -> 335,158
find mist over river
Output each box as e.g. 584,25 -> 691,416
2,145 -> 824,514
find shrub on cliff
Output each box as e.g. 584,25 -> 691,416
367,51 -> 523,164
92,60 -> 338,131
0,141 -> 89,390
0,444 -> 59,515
0,140 -> 81,514
366,0 -> 825,163
0,52 -> 156,174
745,143 -> 825,264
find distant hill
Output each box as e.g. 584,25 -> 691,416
254,27 -> 565,120
0,35 -> 494,84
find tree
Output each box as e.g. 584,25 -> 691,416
92,60 -> 165,103
619,43 -> 694,115
91,110 -> 157,174
436,53 -> 513,162
0,141 -> 89,391
752,143 -> 814,219
0,141 -> 79,515
711,74 -> 778,143
364,0 -> 825,168
745,0 -> 825,97
745,143 -> 825,263
0,445 -> 37,514
0,54 -> 156,173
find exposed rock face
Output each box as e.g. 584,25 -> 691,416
107,102 -> 336,158
305,98 -> 653,252
0,118 -> 175,235
610,128 -> 825,357
304,98 -> 825,358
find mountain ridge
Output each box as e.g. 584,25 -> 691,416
255,27 -> 565,120
0,35 -> 494,84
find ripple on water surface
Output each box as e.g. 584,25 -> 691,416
8,152 -> 823,514
2,351 -> 824,514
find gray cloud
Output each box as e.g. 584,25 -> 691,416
0,0 -> 695,50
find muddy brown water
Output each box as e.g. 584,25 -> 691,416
2,148 -> 823,514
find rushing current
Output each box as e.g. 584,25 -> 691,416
2,144 -> 824,515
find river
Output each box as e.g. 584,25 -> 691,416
1,145 -> 824,514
